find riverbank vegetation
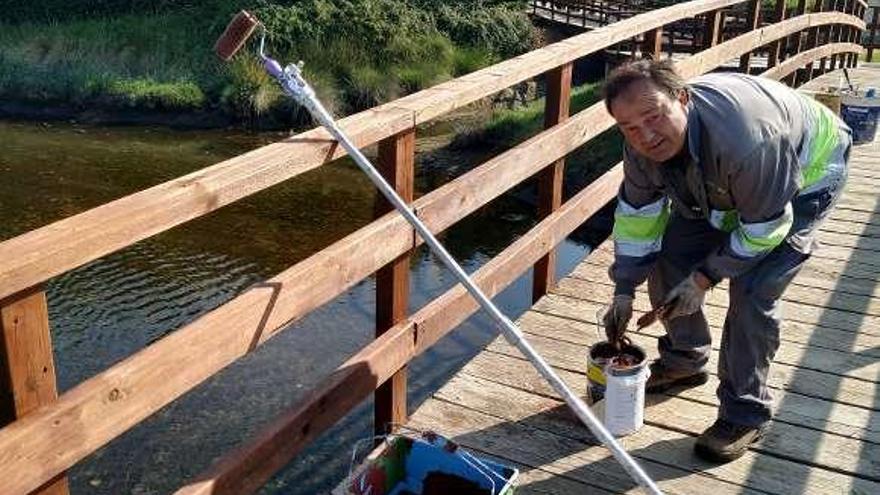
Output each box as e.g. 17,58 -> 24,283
0,0 -> 539,126
453,80 -> 624,191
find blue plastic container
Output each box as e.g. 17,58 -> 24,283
841,96 -> 880,144
336,434 -> 518,495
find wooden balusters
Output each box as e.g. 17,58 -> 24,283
768,0 -> 789,69
704,10 -> 723,49
643,28 -> 664,59
786,0 -> 808,85
819,0 -> 837,73
739,0 -> 762,74
802,0 -> 828,83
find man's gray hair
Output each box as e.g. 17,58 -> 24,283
602,59 -> 687,115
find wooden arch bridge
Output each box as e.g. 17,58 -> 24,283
1,0 -> 878,493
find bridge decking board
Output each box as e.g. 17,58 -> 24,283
405,66 -> 880,493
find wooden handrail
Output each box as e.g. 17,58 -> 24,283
763,42 -> 865,78
0,2 -> 865,494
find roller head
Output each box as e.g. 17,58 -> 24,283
215,10 -> 259,61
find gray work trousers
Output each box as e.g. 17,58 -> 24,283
649,170 -> 848,427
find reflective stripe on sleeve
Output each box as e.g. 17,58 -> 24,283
709,209 -> 738,232
613,195 -> 670,257
730,203 -> 793,258
801,98 -> 840,190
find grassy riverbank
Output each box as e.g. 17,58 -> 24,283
0,0 -> 538,127
453,81 -> 624,190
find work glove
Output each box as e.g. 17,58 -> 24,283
664,272 -> 712,320
603,294 -> 633,344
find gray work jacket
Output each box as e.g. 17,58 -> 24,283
611,73 -> 848,296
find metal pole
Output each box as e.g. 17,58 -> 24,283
261,56 -> 664,495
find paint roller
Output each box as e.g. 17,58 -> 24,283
214,10 -> 260,61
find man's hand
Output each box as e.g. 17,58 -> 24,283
664,272 -> 712,319
603,295 -> 633,344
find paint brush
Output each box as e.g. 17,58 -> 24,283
636,300 -> 674,330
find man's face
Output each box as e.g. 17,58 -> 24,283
610,79 -> 689,163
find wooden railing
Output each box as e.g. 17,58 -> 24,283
531,0 -> 868,64
0,0 -> 866,493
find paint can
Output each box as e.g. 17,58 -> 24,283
603,345 -> 650,437
841,95 -> 880,144
585,340 -> 617,404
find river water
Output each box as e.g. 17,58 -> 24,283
0,118 -> 604,494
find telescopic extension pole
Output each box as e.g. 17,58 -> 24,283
214,11 -> 663,495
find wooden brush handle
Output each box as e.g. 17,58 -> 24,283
636,301 -> 673,329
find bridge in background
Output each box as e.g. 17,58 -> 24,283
0,0 -> 875,493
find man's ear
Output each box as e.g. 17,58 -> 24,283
678,89 -> 689,106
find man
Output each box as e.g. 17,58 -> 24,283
600,59 -> 850,462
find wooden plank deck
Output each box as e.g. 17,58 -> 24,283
405,66 -> 880,494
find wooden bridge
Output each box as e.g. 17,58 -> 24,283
0,0 -> 875,493
406,66 -> 880,494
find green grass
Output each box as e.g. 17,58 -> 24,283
0,12 -> 218,107
457,82 -> 603,149
860,50 -> 880,63
0,1 -> 536,125
450,80 -> 623,190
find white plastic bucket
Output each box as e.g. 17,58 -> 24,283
603,354 -> 650,437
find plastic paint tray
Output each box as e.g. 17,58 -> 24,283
333,434 -> 518,495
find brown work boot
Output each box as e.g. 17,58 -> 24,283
645,360 -> 709,393
694,419 -> 767,462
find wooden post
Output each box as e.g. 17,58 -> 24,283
704,10 -> 723,49
768,0 -> 788,68
373,129 -> 415,436
533,63 -> 572,303
643,27 -> 664,59
869,7 -> 880,62
739,0 -> 762,74
1,288 -> 69,495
